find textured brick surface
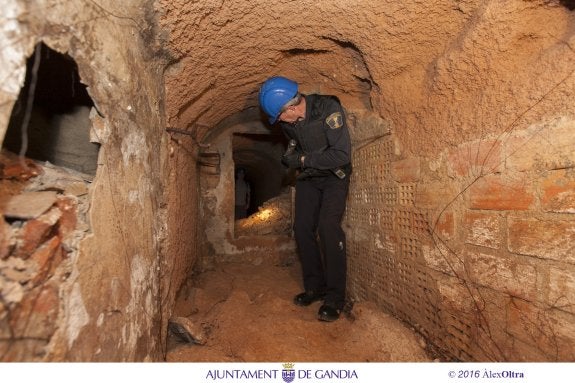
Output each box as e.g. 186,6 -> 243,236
541,170 -> 575,214
468,174 -> 535,211
436,275 -> 474,312
422,242 -> 464,276
464,212 -> 501,249
508,217 -> 575,263
466,250 -> 537,300
433,211 -> 455,241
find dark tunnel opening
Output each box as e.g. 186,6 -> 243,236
2,42 -> 99,175
232,133 -> 288,218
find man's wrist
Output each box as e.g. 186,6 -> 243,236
300,155 -> 306,167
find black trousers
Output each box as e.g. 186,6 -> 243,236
294,173 -> 350,309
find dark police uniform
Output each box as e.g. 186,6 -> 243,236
279,94 -> 352,310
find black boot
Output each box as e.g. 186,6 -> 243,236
293,291 -> 326,306
318,304 -> 341,322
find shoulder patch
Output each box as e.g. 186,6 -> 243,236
326,112 -> 343,129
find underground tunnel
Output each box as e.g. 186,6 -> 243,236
0,0 -> 575,362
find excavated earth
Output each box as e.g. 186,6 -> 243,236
167,257 -> 432,362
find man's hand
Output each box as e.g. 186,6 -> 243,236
282,153 -> 302,168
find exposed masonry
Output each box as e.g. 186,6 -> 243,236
347,116 -> 575,361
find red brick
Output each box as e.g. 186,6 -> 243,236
508,217 -> 575,263
466,250 -> 537,300
415,181 -> 457,210
15,208 -> 60,259
30,236 -> 63,285
464,211 -> 501,249
55,196 -> 78,238
541,170 -> 575,214
468,174 -> 534,210
391,156 -> 420,183
0,158 -> 43,180
448,139 -> 502,177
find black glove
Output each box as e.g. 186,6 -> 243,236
282,153 -> 302,169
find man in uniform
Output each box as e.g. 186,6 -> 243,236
258,76 -> 352,322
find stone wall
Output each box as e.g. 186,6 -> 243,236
0,0 -> 174,361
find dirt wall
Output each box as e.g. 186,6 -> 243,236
0,0 -> 173,361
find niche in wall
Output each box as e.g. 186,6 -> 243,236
2,42 -> 99,175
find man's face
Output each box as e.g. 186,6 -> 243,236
278,97 -> 306,123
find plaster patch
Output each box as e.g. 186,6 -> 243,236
128,190 -> 139,204
130,178 -> 152,206
66,282 -> 90,348
121,254 -> 157,353
121,130 -> 148,166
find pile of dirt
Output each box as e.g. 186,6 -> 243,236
167,261 -> 431,362
234,190 -> 293,237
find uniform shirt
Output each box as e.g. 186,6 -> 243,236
279,94 -> 351,170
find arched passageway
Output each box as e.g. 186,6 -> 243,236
0,0 -> 574,362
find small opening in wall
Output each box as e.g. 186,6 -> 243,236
2,42 -> 99,175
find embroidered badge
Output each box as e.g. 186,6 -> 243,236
326,112 -> 343,129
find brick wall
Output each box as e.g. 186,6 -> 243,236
0,153 -> 88,360
346,115 -> 575,361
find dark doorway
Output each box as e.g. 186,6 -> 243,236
232,133 -> 287,217
2,42 -> 99,175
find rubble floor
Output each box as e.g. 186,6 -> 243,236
167,256 -> 433,362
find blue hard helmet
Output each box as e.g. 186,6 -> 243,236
258,76 -> 298,124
